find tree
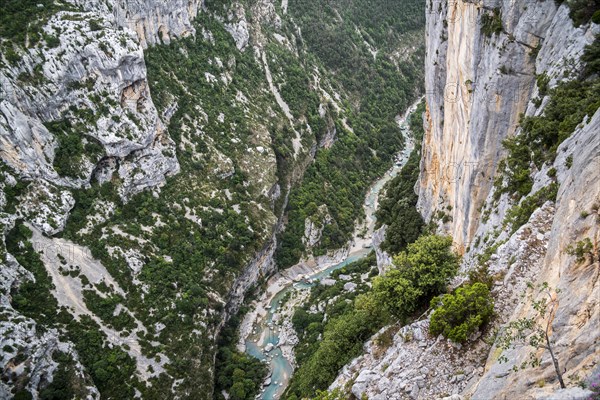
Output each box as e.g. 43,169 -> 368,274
372,235 -> 460,320
373,270 -> 421,319
230,382 -> 247,400
393,235 -> 460,298
497,282 -> 565,388
286,294 -> 387,398
429,282 -> 494,342
311,388 -> 346,399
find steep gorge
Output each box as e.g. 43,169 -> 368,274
328,1 -> 600,399
1,0 -> 598,398
0,0 -> 424,398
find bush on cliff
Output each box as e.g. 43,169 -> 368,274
373,235 -> 460,322
429,282 -> 494,343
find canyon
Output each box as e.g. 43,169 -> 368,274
0,0 -> 598,399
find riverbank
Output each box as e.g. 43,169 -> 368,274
238,97 -> 423,399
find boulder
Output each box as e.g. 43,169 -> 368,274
343,282 -> 357,292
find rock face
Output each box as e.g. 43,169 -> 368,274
303,205 -> 332,250
372,225 -> 393,273
113,0 -> 204,48
417,1 -> 600,396
224,236 -> 277,318
1,4 -> 182,395
417,0 -> 597,250
333,1 -> 599,399
0,4 -> 180,198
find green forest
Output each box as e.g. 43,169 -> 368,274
284,235 -> 469,399
276,0 -> 426,267
375,101 -> 426,254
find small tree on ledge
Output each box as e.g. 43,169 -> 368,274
497,282 -> 565,388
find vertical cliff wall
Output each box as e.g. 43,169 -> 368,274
331,1 -> 599,399
417,0 -> 600,397
418,0 -> 597,250
113,0 -> 204,48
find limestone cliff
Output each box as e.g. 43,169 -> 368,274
418,2 -> 600,396
0,1 -> 180,199
418,0 -> 597,250
113,0 -> 204,48
331,1 -> 599,399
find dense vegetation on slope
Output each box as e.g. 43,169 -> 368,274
429,282 -> 494,343
372,235 -> 460,322
6,224 -> 139,399
284,254 -> 386,399
276,0 -> 426,267
0,0 -> 75,51
2,0 -> 426,397
214,311 -> 267,400
375,101 -> 425,254
558,0 -> 600,27
285,236 -> 460,399
495,36 -> 600,201
7,9 -> 298,398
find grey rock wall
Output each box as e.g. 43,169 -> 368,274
0,7 -> 179,199
113,0 -> 204,48
417,0 -> 597,250
336,0 -> 599,398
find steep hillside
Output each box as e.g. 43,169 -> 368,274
329,1 -> 600,399
0,0 -> 424,398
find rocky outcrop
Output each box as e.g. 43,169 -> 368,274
417,2 -> 600,395
372,225 -> 393,273
303,204 -> 332,249
0,7 -> 179,198
113,0 -> 204,48
225,237 -> 278,318
336,0 -> 599,398
467,103 -> 600,400
417,0 -> 598,250
331,199 -> 558,399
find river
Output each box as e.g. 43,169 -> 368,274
239,99 -> 422,400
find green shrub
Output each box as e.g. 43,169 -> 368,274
89,19 -> 102,31
566,238 -> 594,263
43,34 -> 60,48
582,35 -> 600,78
495,77 -> 600,200
429,282 -> 494,343
13,391 -> 33,400
565,155 -> 574,168
564,0 -> 600,27
504,183 -> 558,234
481,8 -> 503,37
373,235 -> 460,320
536,73 -> 550,96
45,120 -> 104,179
